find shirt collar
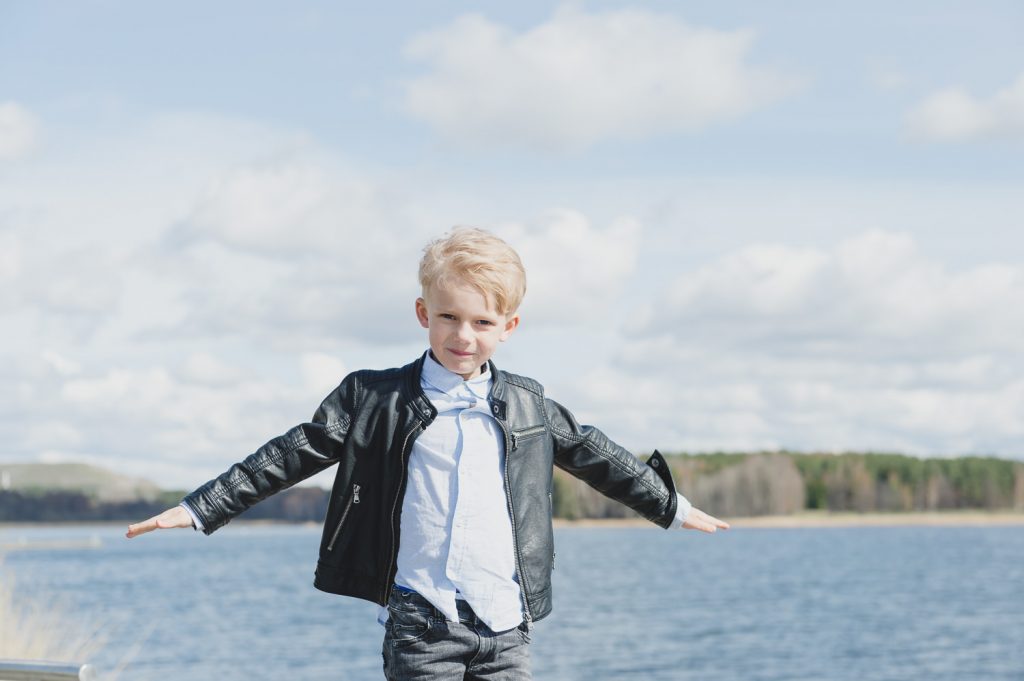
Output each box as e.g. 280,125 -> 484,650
421,350 -> 491,395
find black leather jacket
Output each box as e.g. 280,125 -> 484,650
184,353 -> 679,623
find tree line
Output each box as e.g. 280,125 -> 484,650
553,451 -> 1024,519
0,487 -> 328,523
3,452 -> 1021,523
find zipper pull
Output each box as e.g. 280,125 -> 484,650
510,431 -> 519,451
353,484 -> 361,504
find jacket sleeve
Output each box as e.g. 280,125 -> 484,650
545,397 -> 678,529
182,371 -> 360,535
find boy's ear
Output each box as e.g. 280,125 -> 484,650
499,314 -> 520,342
415,298 -> 430,329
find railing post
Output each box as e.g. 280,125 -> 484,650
0,660 -> 96,681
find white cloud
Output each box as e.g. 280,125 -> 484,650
645,229 -> 1024,360
180,352 -> 248,386
0,216 -> 125,343
0,102 -> 39,160
160,163 -> 645,347
51,361 -> 330,486
173,160 -> 409,257
41,350 -> 82,376
565,230 -> 1024,457
0,111 -> 399,486
0,227 -> 24,311
300,352 -> 347,397
24,421 -> 84,450
562,345 -> 1024,458
906,72 -> 1024,141
160,157 -> 431,347
499,210 -> 641,323
403,6 -> 801,150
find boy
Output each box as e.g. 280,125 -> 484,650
127,227 -> 729,680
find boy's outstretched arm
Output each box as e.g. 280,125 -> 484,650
545,396 -> 730,533
126,372 -> 359,539
126,505 -> 193,538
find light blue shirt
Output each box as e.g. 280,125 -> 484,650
384,351 -> 523,631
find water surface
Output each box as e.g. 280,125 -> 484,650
2,523 -> 1021,680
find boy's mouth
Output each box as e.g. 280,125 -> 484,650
447,348 -> 474,358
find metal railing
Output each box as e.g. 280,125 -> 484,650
0,660 -> 95,681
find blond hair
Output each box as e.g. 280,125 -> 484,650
419,227 -> 527,316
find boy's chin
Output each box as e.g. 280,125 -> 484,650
440,355 -> 485,378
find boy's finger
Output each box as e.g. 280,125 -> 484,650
682,517 -> 715,532
699,511 -> 730,530
681,508 -> 731,533
125,518 -> 158,538
692,508 -> 730,530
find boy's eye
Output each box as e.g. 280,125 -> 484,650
440,314 -> 456,320
476,320 -> 494,326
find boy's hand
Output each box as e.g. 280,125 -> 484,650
682,507 -> 730,533
126,506 -> 194,538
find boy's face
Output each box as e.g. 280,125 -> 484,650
415,278 -> 519,380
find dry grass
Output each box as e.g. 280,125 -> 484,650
0,559 -> 106,663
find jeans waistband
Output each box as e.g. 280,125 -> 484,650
389,585 -> 479,624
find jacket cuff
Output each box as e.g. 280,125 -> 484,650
179,500 -> 205,532
671,493 -> 692,528
645,449 -> 679,529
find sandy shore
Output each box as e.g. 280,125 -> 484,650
3,512 -> 1022,536
555,510 -> 1024,529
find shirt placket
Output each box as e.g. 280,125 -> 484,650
446,388 -> 474,585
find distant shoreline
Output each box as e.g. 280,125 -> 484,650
555,510 -> 1024,528
3,511 -> 1023,534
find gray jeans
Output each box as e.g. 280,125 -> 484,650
382,587 -> 532,680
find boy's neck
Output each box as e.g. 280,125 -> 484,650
426,349 -> 488,381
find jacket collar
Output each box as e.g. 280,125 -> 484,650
421,351 -> 492,395
401,352 -> 508,423
486,358 -> 508,420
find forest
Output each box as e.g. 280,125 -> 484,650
552,451 -> 1024,519
1,453 -> 1021,522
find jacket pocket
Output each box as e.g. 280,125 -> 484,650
510,425 -> 546,450
327,482 -> 361,551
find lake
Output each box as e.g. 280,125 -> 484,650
2,523 -> 1022,680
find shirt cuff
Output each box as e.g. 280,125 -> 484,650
671,493 -> 692,529
179,501 -> 204,532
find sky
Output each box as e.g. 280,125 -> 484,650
1,2 -> 1023,488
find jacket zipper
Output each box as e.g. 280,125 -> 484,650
549,491 -> 555,571
326,483 -> 361,552
381,419 -> 424,603
496,417 -> 535,624
510,425 -> 546,450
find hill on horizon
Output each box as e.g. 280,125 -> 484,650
0,462 -> 164,503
